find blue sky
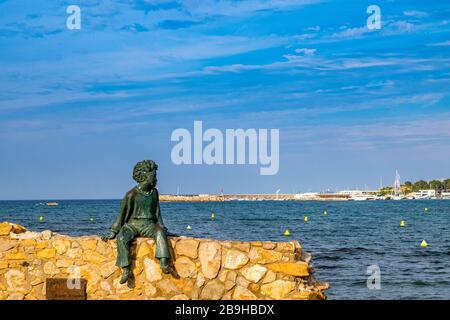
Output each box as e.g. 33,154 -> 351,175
0,0 -> 449,199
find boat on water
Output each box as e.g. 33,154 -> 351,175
46,202 -> 59,206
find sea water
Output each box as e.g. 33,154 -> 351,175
1,199 -> 449,299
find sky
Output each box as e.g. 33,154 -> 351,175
0,0 -> 449,199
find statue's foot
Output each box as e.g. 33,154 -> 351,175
161,264 -> 179,277
161,264 -> 173,274
119,268 -> 131,284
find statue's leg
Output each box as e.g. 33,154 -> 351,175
141,224 -> 170,259
115,224 -> 137,268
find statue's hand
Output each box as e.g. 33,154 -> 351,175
101,231 -> 117,242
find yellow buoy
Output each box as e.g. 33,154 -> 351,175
39,216 -> 44,222
304,216 -> 309,222
323,211 -> 328,215
424,208 -> 428,212
186,225 -> 192,230
211,213 -> 215,219
400,220 -> 405,227
420,240 -> 428,247
284,229 -> 291,236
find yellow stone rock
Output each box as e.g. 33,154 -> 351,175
200,280 -> 225,300
260,280 -> 295,299
133,259 -> 144,276
174,256 -> 197,278
30,278 -> 44,286
0,261 -> 8,269
96,240 -> 112,256
19,239 -> 36,247
262,242 -> 277,250
144,258 -> 163,282
52,238 -> 71,254
222,291 -> 233,300
248,247 -> 283,264
100,281 -> 113,294
222,249 -> 249,270
5,269 -> 27,293
231,242 -> 251,252
241,264 -> 268,283
283,291 -> 315,300
195,272 -> 206,288
276,242 -> 295,253
83,250 -> 106,264
171,294 -> 189,300
37,248 -> 56,259
0,222 -> 13,236
43,261 -> 60,276
4,252 -> 26,260
249,283 -> 260,292
100,261 -> 118,279
236,276 -> 250,288
40,230 -> 52,240
266,262 -> 309,277
36,241 -> 48,249
7,293 -> 25,300
144,283 -> 158,297
180,278 -> 197,298
198,242 -> 222,279
55,259 -> 74,268
0,240 -> 16,252
66,247 -> 82,259
156,279 -> 180,295
261,270 -> 277,284
79,238 -> 98,251
10,223 -> 27,234
136,241 -> 152,259
175,239 -> 199,259
233,285 -> 257,300
224,280 -> 235,290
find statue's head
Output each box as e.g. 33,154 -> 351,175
133,160 -> 158,188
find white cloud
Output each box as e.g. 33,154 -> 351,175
180,0 -> 325,17
295,48 -> 316,56
428,40 -> 450,47
306,25 -> 321,31
403,10 -> 428,18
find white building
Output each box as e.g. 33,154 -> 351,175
338,190 -> 378,196
294,192 -> 319,199
440,190 -> 450,199
412,190 -> 436,198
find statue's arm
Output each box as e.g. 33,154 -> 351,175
155,189 -> 167,231
111,196 -> 129,233
102,194 -> 129,241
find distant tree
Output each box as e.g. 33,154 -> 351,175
404,181 -> 413,187
429,180 -> 443,191
379,187 -> 394,195
443,179 -> 450,190
413,180 -> 429,191
401,184 -> 413,195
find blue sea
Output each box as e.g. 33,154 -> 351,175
1,199 -> 449,300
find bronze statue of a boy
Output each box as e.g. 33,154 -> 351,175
102,160 -> 175,284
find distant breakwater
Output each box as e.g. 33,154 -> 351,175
160,194 -> 350,202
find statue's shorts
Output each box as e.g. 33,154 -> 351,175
116,218 -> 170,268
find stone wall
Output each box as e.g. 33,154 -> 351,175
0,221 -> 328,300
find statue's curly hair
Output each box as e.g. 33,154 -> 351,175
132,160 -> 158,183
